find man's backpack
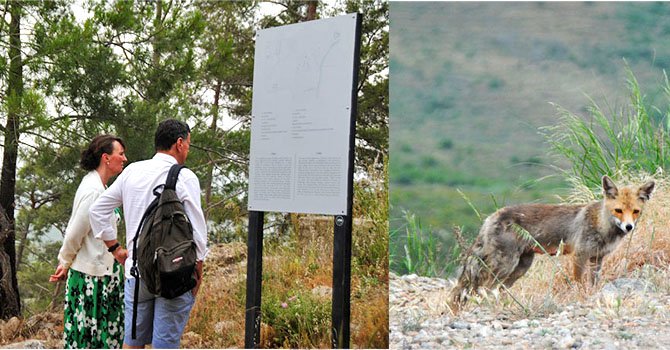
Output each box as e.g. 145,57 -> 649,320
130,164 -> 198,339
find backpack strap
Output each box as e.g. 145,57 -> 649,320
130,195 -> 159,340
165,164 -> 186,190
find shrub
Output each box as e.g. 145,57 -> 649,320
439,138 -> 454,150
262,290 -> 331,348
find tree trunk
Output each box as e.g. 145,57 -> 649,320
0,0 -> 23,319
306,1 -> 317,21
152,0 -> 162,70
15,225 -> 28,271
203,80 -> 222,220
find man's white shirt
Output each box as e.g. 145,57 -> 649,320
90,153 -> 208,279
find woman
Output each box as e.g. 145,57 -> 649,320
49,134 -> 128,349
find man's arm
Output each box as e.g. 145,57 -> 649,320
90,177 -> 124,241
179,174 -> 207,297
90,178 -> 127,264
180,175 -> 208,261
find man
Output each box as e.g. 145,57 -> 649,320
90,119 -> 207,349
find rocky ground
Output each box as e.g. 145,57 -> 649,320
390,271 -> 670,349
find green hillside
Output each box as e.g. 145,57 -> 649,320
390,2 -> 670,274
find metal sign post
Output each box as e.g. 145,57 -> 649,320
244,211 -> 265,348
332,13 -> 360,346
331,214 -> 352,348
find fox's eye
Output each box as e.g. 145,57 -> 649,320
633,209 -> 640,214
614,209 -> 623,214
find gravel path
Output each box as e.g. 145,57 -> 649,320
390,272 -> 670,349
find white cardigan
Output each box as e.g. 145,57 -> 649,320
57,170 -> 118,277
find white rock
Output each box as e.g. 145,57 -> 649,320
513,319 -> 529,329
491,320 -> 503,330
558,335 -> 575,349
476,325 -> 492,338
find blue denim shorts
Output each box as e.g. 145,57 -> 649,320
123,277 -> 195,348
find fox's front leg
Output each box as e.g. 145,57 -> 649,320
572,254 -> 589,283
589,256 -> 603,285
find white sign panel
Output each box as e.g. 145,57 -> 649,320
248,13 -> 359,215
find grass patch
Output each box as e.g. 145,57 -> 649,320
543,66 -> 670,191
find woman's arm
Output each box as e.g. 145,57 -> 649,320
57,191 -> 97,269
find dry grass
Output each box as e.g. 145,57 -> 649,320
451,175 -> 670,318
184,213 -> 388,348
183,242 -> 248,348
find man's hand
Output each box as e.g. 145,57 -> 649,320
192,261 -> 203,297
49,264 -> 68,282
105,240 -> 127,265
112,247 -> 128,265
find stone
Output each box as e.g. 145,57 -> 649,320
0,340 -> 45,349
512,319 -> 529,329
311,285 -> 332,299
389,271 -> 670,349
558,334 -> 575,349
491,320 -> 503,330
0,317 -> 21,341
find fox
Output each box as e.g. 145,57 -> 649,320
448,175 -> 655,313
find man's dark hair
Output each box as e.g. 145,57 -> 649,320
80,134 -> 125,171
155,119 -> 190,151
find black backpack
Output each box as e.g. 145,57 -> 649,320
130,164 -> 198,339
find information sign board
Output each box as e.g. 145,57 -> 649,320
248,13 -> 358,215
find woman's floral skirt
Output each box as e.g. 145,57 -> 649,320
63,262 -> 124,349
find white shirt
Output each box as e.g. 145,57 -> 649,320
89,153 -> 208,278
58,171 -> 117,276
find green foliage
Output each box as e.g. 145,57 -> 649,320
543,67 -> 670,189
343,0 -> 389,171
352,158 -> 389,277
262,290 -> 331,348
488,76 -> 505,90
420,155 -> 438,168
439,138 -> 454,150
17,242 -> 62,316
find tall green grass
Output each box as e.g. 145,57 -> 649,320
543,66 -> 669,189
390,210 -> 462,277
401,211 -> 439,276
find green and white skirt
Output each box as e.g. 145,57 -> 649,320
63,262 -> 124,349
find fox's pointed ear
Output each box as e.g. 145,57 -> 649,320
638,181 -> 655,202
602,175 -> 618,199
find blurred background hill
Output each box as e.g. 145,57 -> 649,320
390,2 -> 670,275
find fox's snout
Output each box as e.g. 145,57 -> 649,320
620,221 -> 634,233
